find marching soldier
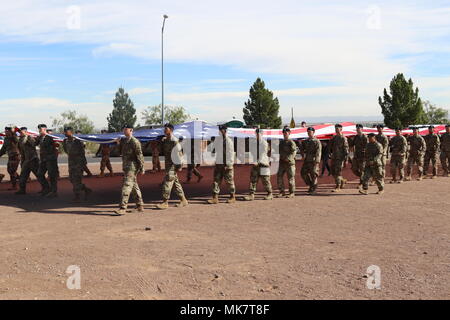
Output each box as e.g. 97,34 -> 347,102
440,124 -> 450,177
244,128 -> 273,201
115,125 -> 145,215
423,126 -> 441,179
62,127 -> 92,202
329,124 -> 349,192
15,127 -> 39,195
405,127 -> 426,181
349,124 -> 367,186
389,128 -> 408,183
36,124 -> 59,197
156,124 -> 188,210
0,127 -> 20,190
376,124 -> 389,178
207,125 -> 236,204
300,127 -> 322,195
359,133 -> 384,195
98,130 -> 114,178
277,126 -> 297,198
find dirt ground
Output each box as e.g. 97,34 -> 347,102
0,160 -> 449,300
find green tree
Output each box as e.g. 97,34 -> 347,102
51,110 -> 95,133
423,100 -> 449,124
243,78 -> 282,129
142,105 -> 190,126
107,87 -> 137,132
378,73 -> 426,128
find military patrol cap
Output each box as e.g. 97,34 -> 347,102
4,126 -> 12,131
335,124 -> 343,128
122,124 -> 134,129
20,127 -> 27,131
64,126 -> 73,132
282,126 -> 291,133
164,123 -> 174,131
367,133 -> 376,138
307,127 -> 315,132
394,127 -> 402,131
218,124 -> 228,131
376,124 -> 384,129
255,128 -> 261,134
38,124 -> 47,129
446,124 -> 450,128
428,125 -> 435,130
356,124 -> 363,129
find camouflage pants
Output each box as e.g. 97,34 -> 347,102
212,164 -> 235,195
161,166 -> 185,200
69,165 -> 88,196
187,164 -> 202,181
331,158 -> 345,187
37,160 -> 59,193
406,154 -> 424,177
249,165 -> 272,194
380,155 -> 387,177
277,162 -> 295,194
441,151 -> 450,174
424,152 -> 439,176
120,169 -> 143,208
351,157 -> 365,179
390,155 -> 406,180
301,161 -> 319,190
7,153 -> 20,186
361,164 -> 384,190
100,155 -> 113,172
19,158 -> 39,191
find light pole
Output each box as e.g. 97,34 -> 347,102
161,14 -> 169,125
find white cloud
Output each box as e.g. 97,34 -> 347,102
128,87 -> 157,95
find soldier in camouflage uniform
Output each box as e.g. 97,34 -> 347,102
376,125 -> 389,178
423,126 -> 441,179
349,124 -> 367,186
207,125 -> 236,204
62,127 -> 93,202
359,133 -> 384,195
301,127 -> 322,195
0,127 -> 20,190
389,128 -> 408,183
115,125 -> 145,215
329,124 -> 349,192
36,124 -> 59,197
277,126 -> 297,198
15,127 -> 39,195
405,127 -> 427,181
156,124 -> 188,210
244,128 -> 273,201
440,124 -> 450,177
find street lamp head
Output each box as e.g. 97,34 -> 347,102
163,14 -> 169,19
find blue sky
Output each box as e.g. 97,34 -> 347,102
1,0 -> 450,129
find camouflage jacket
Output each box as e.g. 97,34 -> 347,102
18,135 -> 38,164
36,134 -> 57,161
161,135 -> 183,169
376,134 -> 389,156
301,137 -> 321,163
389,135 -> 408,157
408,135 -> 426,157
441,133 -> 450,153
350,134 -> 367,159
63,137 -> 87,167
118,136 -> 145,173
0,135 -> 20,157
329,134 -> 349,160
279,139 -> 297,165
365,141 -> 383,167
424,133 -> 440,154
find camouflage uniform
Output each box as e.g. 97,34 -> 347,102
63,137 -> 90,198
211,135 -> 235,195
361,141 -> 384,191
300,137 -> 321,192
277,138 -> 297,195
440,132 -> 450,176
248,138 -> 272,195
36,134 -> 59,193
17,134 -> 39,192
329,134 -> 349,189
118,136 -> 145,209
0,135 -> 20,188
389,135 -> 408,181
376,133 -> 389,177
423,133 -> 441,177
349,134 -> 367,181
99,144 -> 113,174
160,135 -> 185,201
406,135 -> 426,179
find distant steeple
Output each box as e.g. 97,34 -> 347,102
289,107 -> 296,128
